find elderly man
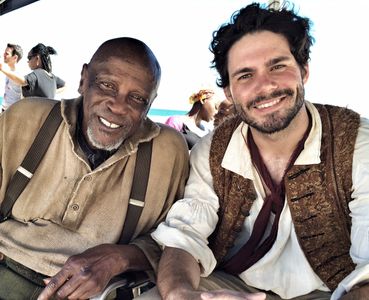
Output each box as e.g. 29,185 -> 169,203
0,37 -> 189,299
144,3 -> 369,300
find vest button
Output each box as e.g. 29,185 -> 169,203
71,204 -> 80,211
246,191 -> 257,200
233,226 -> 242,233
241,206 -> 250,216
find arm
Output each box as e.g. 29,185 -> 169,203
131,125 -> 190,275
339,282 -> 369,300
157,247 -> 266,300
55,76 -> 66,96
55,75 -> 66,94
56,86 -> 66,94
151,133 -> 219,277
0,62 -> 27,86
37,243 -> 151,300
150,134 -> 218,300
158,247 -> 202,300
332,119 -> 369,300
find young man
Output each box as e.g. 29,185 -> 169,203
0,43 -> 23,111
0,37 -> 189,299
147,3 -> 369,300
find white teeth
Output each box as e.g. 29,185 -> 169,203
255,98 -> 281,109
99,117 -> 120,129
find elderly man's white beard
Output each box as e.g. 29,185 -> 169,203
86,127 -> 125,151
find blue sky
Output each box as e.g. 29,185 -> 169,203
1,0 -> 368,117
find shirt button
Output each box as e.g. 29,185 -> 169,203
85,175 -> 92,181
71,204 -> 79,211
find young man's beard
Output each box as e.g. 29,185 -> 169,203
236,85 -> 305,134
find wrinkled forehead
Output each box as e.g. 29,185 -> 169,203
90,56 -> 157,84
88,56 -> 159,100
92,51 -> 159,80
93,44 -> 157,67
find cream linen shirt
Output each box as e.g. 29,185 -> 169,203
0,97 -> 189,276
152,101 -> 369,299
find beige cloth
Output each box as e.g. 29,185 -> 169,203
0,97 -> 189,276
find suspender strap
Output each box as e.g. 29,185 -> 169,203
0,102 -> 62,222
119,140 -> 153,244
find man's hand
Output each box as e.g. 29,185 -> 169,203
37,243 -> 149,300
339,282 -> 369,300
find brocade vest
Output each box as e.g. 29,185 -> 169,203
209,104 -> 360,290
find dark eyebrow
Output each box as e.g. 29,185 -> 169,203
266,56 -> 290,67
230,56 -> 292,79
230,66 -> 255,79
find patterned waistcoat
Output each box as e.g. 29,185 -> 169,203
209,104 -> 360,290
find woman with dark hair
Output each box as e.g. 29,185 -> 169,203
165,89 -> 219,150
0,43 -> 65,99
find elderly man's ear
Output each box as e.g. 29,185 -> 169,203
78,63 -> 88,95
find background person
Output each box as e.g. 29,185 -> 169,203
0,43 -> 23,111
0,43 -> 65,99
0,37 -> 189,299
165,88 -> 219,149
144,2 -> 369,300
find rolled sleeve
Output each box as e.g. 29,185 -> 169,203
151,134 -> 219,276
131,233 -> 162,280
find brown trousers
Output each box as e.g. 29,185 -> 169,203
0,254 -> 47,300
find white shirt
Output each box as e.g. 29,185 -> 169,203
2,76 -> 22,110
152,102 -> 369,299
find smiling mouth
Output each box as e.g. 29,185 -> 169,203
99,117 -> 121,129
253,94 -> 291,110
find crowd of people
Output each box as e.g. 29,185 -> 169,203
0,2 -> 368,300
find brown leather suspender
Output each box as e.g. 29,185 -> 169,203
0,102 -> 62,222
119,140 -> 152,244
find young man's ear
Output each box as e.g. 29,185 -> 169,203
302,64 -> 309,84
78,64 -> 88,95
223,86 -> 233,103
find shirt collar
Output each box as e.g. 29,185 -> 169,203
76,107 -> 116,169
222,101 -> 322,180
61,96 -> 161,161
